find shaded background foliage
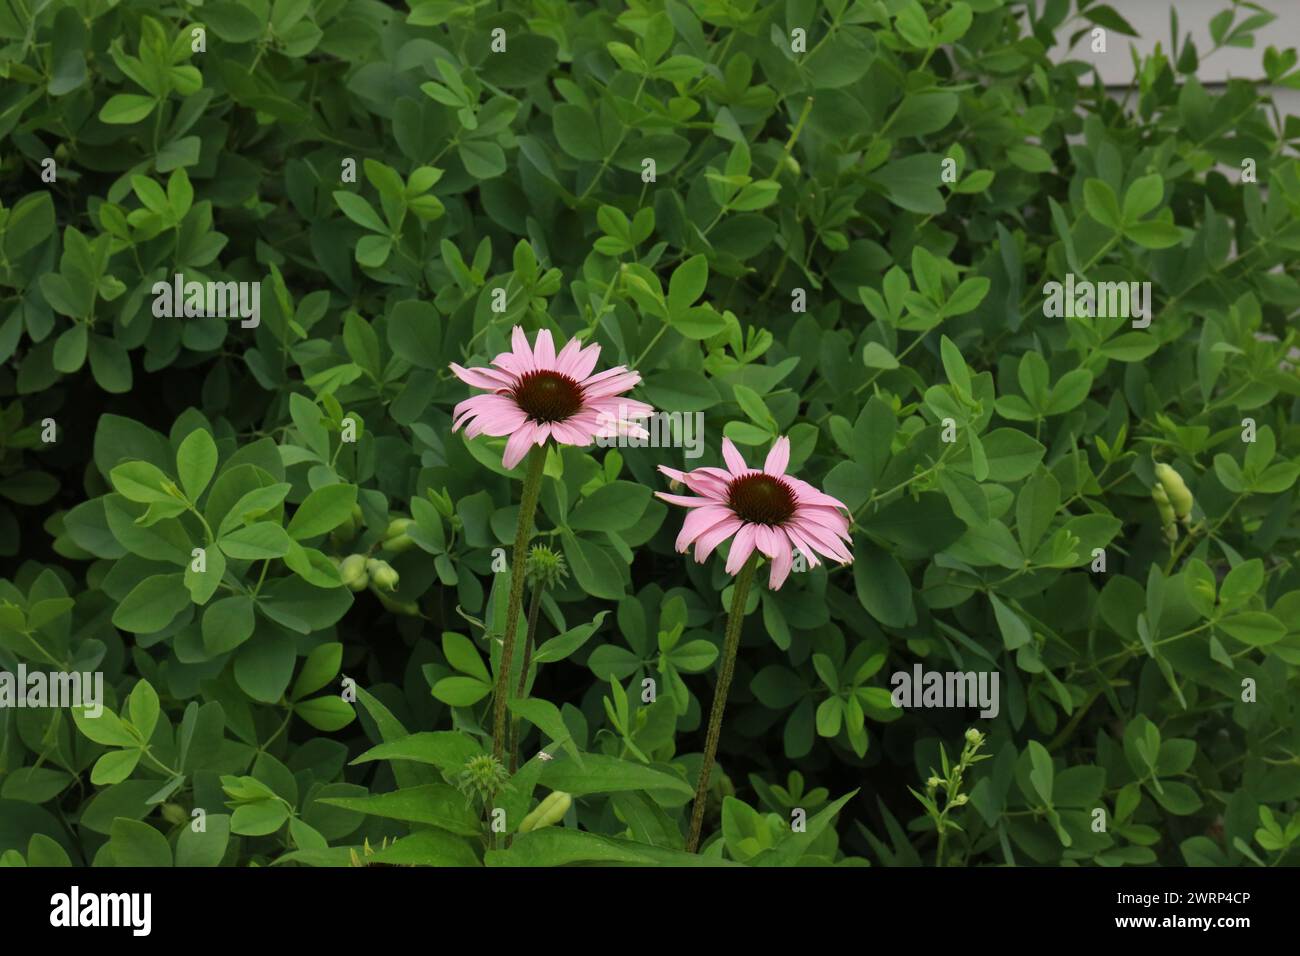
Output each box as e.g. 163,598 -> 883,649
1,0 -> 1299,866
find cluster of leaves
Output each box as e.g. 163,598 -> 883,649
1,0 -> 1299,867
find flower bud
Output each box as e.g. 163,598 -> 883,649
518,791 -> 572,833
524,544 -> 568,590
339,554 -> 369,591
964,728 -> 983,747
1155,463 -> 1193,522
161,803 -> 187,826
927,775 -> 941,789
366,558 -> 400,591
952,793 -> 969,806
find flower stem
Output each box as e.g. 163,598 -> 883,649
492,445 -> 547,763
686,552 -> 759,853
510,583 -> 544,774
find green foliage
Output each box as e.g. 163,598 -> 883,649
1,0 -> 1298,868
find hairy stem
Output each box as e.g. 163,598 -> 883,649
492,446 -> 547,762
510,583 -> 544,774
687,553 -> 759,853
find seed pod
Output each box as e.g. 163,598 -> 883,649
383,517 -> 416,553
375,591 -> 421,617
366,558 -> 400,591
518,790 -> 572,833
1155,463 -> 1194,522
384,517 -> 414,539
1151,483 -> 1176,526
340,554 -> 369,591
331,505 -> 363,546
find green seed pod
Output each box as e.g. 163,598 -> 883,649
375,591 -> 421,617
330,514 -> 357,547
340,554 -> 369,591
384,534 -> 415,553
384,517 -> 413,538
383,517 -> 416,553
1155,463 -> 1194,522
518,791 -> 572,833
366,558 -> 400,591
1151,483 -> 1176,526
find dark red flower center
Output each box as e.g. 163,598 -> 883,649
511,370 -> 584,423
727,473 -> 797,526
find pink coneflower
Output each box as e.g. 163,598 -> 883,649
657,436 -> 854,590
451,327 -> 653,469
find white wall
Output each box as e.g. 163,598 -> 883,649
1049,0 -> 1300,117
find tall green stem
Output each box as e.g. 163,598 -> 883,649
510,584 -> 544,774
687,553 -> 759,853
492,446 -> 547,762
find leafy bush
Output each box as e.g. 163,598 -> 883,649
1,0 -> 1299,868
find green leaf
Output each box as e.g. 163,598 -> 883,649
219,522 -> 291,559
1027,740 -> 1055,805
352,732 -> 484,773
1083,179 -> 1122,230
991,594 -> 1033,650
569,481 -> 652,532
533,611 -> 608,664
1125,221 -> 1182,249
109,819 -> 172,866
1219,612 -> 1285,647
318,784 -> 480,835
230,801 -> 290,836
128,680 -> 160,741
99,94 -> 156,124
92,749 -> 143,786
176,429 -> 218,501
552,104 -> 604,161
854,544 -> 912,628
1122,174 -> 1164,222
978,429 -> 1045,482
486,828 -> 732,867
176,814 -> 231,867
286,484 -> 357,540
442,631 -> 490,682
112,573 -> 189,633
291,642 -> 342,699
333,191 -> 388,233
539,753 -> 692,797
940,336 -> 971,397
